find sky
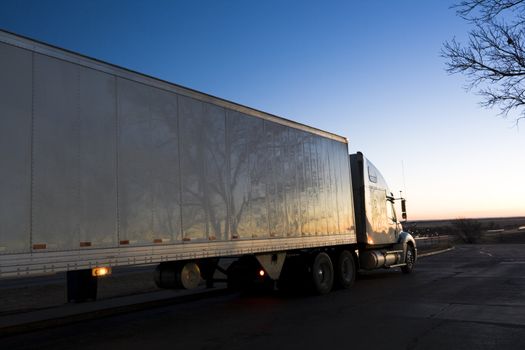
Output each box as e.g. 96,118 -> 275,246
1,0 -> 524,220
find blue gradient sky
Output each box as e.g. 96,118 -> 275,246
1,0 -> 524,220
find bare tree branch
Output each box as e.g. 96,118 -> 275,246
454,0 -> 525,22
443,0 -> 525,125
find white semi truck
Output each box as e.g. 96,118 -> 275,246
0,30 -> 416,300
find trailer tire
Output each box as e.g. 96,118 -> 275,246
177,262 -> 202,289
401,244 -> 416,274
335,250 -> 355,289
311,252 -> 334,295
154,261 -> 202,289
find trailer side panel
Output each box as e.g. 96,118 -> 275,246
0,42 -> 32,254
0,32 -> 357,277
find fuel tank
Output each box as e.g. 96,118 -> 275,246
359,249 -> 403,269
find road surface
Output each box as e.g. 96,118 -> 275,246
2,244 -> 525,349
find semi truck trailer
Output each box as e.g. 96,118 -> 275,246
0,30 -> 416,300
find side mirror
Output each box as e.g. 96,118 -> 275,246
401,199 -> 407,220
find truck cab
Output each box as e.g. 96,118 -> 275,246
350,152 -> 416,272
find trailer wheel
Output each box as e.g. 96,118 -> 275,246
401,244 -> 416,274
311,252 -> 334,295
178,262 -> 202,289
154,261 -> 202,289
335,250 -> 355,289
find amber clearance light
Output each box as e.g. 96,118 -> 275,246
92,266 -> 112,277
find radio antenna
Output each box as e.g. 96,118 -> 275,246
401,160 -> 407,198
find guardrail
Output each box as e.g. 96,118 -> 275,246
414,235 -> 453,251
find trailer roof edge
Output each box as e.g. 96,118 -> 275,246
0,29 -> 348,144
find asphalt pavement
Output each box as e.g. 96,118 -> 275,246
1,243 -> 525,350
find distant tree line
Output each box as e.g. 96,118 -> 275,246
404,216 -> 525,243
